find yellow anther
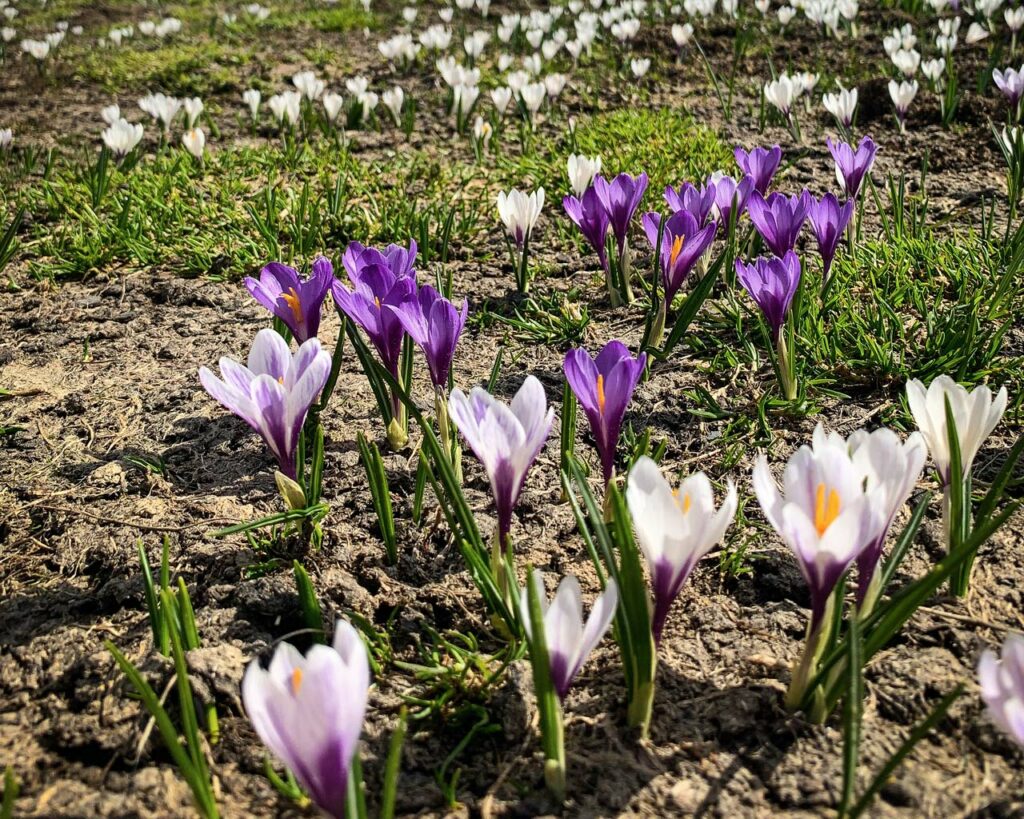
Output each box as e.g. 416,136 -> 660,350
281,287 -> 303,324
290,667 -> 303,695
814,483 -> 841,536
669,234 -> 685,267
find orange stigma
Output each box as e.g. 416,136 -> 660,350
596,373 -> 606,414
669,235 -> 685,267
290,667 -> 303,695
281,287 -> 303,324
814,483 -> 841,535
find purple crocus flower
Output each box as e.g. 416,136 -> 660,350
592,172 -> 649,257
342,239 -> 417,282
242,620 -> 369,819
808,193 -> 855,279
747,189 -> 812,258
199,329 -> 332,478
520,570 -> 618,701
734,145 -> 783,195
331,246 -> 416,378
735,251 -> 801,342
709,172 -> 754,231
563,341 -> 646,485
827,136 -> 877,200
245,257 -> 334,343
663,180 -> 716,225
387,285 -> 468,388
641,210 -> 717,303
448,375 -> 554,547
993,66 -> 1024,109
563,187 -> 611,271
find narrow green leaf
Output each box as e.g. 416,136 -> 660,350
839,617 -> 863,817
293,561 -> 325,643
380,707 -> 408,819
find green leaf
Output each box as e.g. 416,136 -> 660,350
380,707 -> 408,819
293,561 -> 325,643
839,616 -> 863,817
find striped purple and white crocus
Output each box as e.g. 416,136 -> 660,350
519,570 -> 618,700
242,620 -> 370,819
199,328 -> 331,479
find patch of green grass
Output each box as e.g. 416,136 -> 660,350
498,107 -> 732,200
14,139 -> 492,280
267,2 -> 375,33
73,41 -> 253,96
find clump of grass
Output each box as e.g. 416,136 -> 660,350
73,42 -> 253,96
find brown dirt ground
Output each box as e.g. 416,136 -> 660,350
2,2 -> 1024,818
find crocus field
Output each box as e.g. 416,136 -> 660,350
4,0 -> 1024,816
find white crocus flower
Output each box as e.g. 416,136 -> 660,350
905,375 -> 1008,485
20,38 -> 49,60
518,570 -> 618,700
764,74 -> 799,116
496,187 -> 544,247
671,22 -> 693,47
888,79 -> 918,131
520,82 -> 547,116
966,22 -> 989,43
242,88 -> 261,120
630,57 -> 651,78
0,128 -> 11,149
292,70 -> 325,101
777,5 -> 796,24
322,91 -> 344,124
822,86 -> 858,128
891,47 -> 921,77
490,86 -> 513,117
921,58 -> 946,84
102,118 -> 144,156
626,456 -> 736,642
345,76 -> 369,97
382,86 -> 404,124
101,104 -> 121,125
566,153 -> 602,196
183,97 -> 203,128
182,127 -> 205,160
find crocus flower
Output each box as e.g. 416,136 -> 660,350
809,426 -> 926,609
822,87 -> 858,129
827,136 -> 877,200
626,456 -> 737,643
993,66 -> 1024,111
746,190 -> 812,258
752,433 -> 883,633
592,171 -> 649,257
519,570 -> 618,700
979,633 -> 1024,749
497,187 -> 544,247
242,620 -> 369,819
102,118 -> 144,157
245,257 -> 334,343
448,375 -> 554,547
664,180 -> 716,225
199,329 -> 331,478
709,172 -> 753,231
735,251 -> 801,341
342,239 -> 417,283
563,186 -> 610,271
332,243 -> 417,378
808,193 -> 855,279
567,153 -> 602,196
888,79 -> 918,132
563,341 -> 646,485
641,210 -> 717,303
386,284 -> 468,388
734,145 -> 782,195
905,375 -> 1008,486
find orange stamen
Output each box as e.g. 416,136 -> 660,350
671,488 -> 693,513
281,287 -> 303,324
669,235 -> 685,267
814,483 -> 841,536
290,667 -> 303,695
597,373 -> 606,414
